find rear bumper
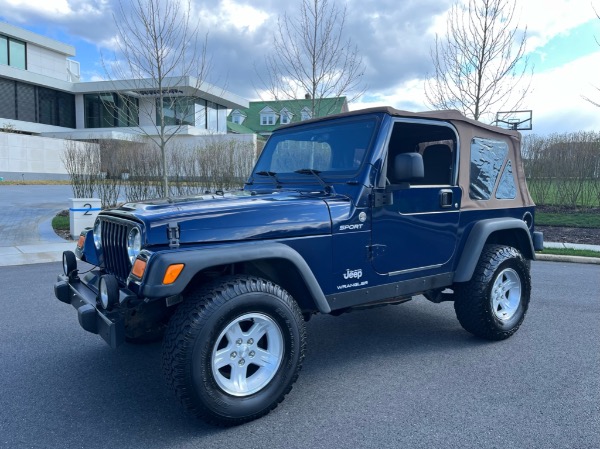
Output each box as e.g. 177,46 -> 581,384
54,274 -> 125,348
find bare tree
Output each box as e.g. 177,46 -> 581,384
103,0 -> 209,197
425,0 -> 532,121
258,0 -> 365,116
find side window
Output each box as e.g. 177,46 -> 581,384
385,121 -> 456,185
417,143 -> 454,185
496,160 -> 517,199
469,137 -> 509,200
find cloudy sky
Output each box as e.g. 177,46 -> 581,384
1,0 -> 599,135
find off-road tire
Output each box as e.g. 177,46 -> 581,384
454,244 -> 531,341
162,275 -> 306,426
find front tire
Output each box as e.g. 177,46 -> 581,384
162,275 -> 306,426
454,245 -> 531,341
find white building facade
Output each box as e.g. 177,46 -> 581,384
0,22 -> 250,180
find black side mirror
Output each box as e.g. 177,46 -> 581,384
394,153 -> 424,182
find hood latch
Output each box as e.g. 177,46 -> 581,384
168,222 -> 180,249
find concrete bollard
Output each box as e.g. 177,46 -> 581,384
69,198 -> 101,239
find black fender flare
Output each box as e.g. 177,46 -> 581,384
453,218 -> 534,283
138,241 -> 331,313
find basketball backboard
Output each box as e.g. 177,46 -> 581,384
495,110 -> 532,131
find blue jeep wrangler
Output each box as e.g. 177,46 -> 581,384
54,107 -> 543,426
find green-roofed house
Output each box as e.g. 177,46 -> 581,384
227,96 -> 349,138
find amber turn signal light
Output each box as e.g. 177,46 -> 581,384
77,235 -> 85,249
163,264 -> 184,285
131,258 -> 147,278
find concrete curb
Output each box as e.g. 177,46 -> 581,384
535,253 -> 600,265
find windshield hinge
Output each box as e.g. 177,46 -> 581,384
167,222 -> 180,249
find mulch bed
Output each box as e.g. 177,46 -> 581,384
536,226 -> 600,245
536,205 -> 600,245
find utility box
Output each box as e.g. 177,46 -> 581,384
69,198 -> 101,239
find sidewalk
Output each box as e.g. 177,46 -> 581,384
0,241 -> 76,267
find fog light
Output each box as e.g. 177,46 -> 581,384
62,251 -> 77,277
98,275 -> 119,310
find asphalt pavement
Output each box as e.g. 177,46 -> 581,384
0,261 -> 598,448
0,184 -> 599,267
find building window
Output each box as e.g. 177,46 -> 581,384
0,78 -> 75,127
231,112 -> 246,125
301,109 -> 312,121
85,93 -> 139,128
261,114 -> 276,125
279,108 -> 293,125
0,35 -> 26,70
0,77 -> 16,119
0,36 -> 7,66
207,101 -> 218,130
157,97 -> 196,126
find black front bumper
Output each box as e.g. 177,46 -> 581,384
54,274 -> 126,348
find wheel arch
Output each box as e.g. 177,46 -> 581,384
140,242 -> 331,314
454,218 -> 535,283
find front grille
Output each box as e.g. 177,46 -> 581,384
100,218 -> 133,282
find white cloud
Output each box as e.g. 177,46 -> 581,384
526,51 -> 600,134
519,0 -> 595,51
1,0 -> 107,19
2,0 -> 71,15
197,0 -> 270,33
351,78 -> 428,112
353,50 -> 600,135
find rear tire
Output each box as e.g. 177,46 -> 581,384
454,245 -> 531,341
162,275 -> 306,426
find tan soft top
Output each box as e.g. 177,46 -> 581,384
285,106 -> 520,137
282,106 -> 533,210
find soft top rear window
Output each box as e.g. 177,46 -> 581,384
469,137 -> 509,200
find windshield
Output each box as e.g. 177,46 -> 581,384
253,117 -> 378,178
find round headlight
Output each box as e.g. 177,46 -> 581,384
93,219 -> 102,250
127,227 -> 142,263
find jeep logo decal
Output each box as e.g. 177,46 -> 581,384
343,268 -> 363,280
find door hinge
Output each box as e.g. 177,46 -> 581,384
167,222 -> 180,249
372,191 -> 394,208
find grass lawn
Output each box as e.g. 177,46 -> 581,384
537,248 -> 600,258
0,180 -> 71,185
536,211 -> 600,228
52,214 -> 70,231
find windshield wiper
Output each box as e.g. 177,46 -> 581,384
255,171 -> 282,188
294,168 -> 336,194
